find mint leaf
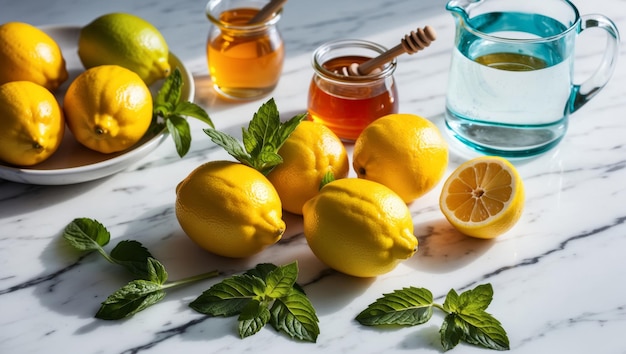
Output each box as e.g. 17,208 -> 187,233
189,274 -> 266,316
190,262 -> 318,342
244,263 -> 278,279
154,68 -> 182,114
152,67 -> 214,158
146,257 -> 168,285
356,283 -> 509,351
355,287 -> 434,326
264,262 -> 298,299
242,98 -> 281,157
319,171 -> 335,190
441,284 -> 508,350
174,101 -> 212,126
109,240 -> 154,279
95,280 -> 166,320
238,299 -> 271,338
270,288 -> 320,342
458,283 -> 493,312
441,314 -> 465,351
203,128 -> 254,166
166,116 -> 192,157
244,263 -> 306,295
456,311 -> 510,351
203,98 -> 307,175
443,288 -> 460,313
63,217 -> 110,252
277,111 -> 308,145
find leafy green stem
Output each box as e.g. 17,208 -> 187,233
162,270 -> 221,290
432,302 -> 449,314
152,67 -> 214,157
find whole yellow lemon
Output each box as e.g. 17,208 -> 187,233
302,178 -> 417,277
353,113 -> 449,203
267,120 -> 349,215
0,81 -> 64,166
63,65 -> 153,154
176,161 -> 286,258
0,22 -> 68,91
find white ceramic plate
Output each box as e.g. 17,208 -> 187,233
0,25 -> 195,185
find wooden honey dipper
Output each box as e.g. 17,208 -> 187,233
338,26 -> 437,76
248,0 -> 288,24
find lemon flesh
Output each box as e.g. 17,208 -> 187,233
78,13 -> 170,85
439,156 -> 525,239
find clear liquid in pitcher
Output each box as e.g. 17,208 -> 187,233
445,12 -> 574,156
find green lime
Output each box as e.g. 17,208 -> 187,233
78,13 -> 170,85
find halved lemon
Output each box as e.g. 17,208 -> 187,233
439,156 -> 524,239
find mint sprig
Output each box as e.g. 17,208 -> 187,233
203,98 -> 307,175
152,67 -> 214,157
355,284 -> 509,351
190,262 -> 320,342
62,218 -> 219,320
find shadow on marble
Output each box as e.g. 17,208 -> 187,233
28,229 -> 131,320
406,218 -> 496,273
0,176 -> 111,218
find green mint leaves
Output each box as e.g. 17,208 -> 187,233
152,67 -> 214,157
190,262 -> 320,342
356,284 -> 509,351
203,98 -> 307,175
62,218 -> 219,320
62,216 -> 507,349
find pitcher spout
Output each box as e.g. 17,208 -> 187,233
446,0 -> 482,20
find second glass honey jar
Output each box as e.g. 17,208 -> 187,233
205,0 -> 285,100
307,39 -> 399,142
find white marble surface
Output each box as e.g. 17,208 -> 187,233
1,0 -> 626,353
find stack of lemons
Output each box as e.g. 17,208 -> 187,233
0,13 -> 170,167
176,112 -> 525,279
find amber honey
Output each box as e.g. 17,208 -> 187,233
308,55 -> 398,142
206,7 -> 284,100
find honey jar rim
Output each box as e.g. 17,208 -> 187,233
205,0 -> 282,31
311,39 -> 397,83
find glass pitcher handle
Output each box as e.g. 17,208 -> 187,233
570,15 -> 620,113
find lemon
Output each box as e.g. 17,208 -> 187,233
176,160 -> 286,258
267,121 -> 349,215
63,65 -> 153,154
439,156 -> 525,239
353,113 -> 449,204
302,178 -> 417,278
78,13 -> 170,85
0,22 -> 68,91
0,81 -> 64,166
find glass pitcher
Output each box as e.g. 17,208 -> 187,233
444,0 -> 620,157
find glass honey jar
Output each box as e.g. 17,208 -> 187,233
205,0 -> 285,100
307,39 -> 399,142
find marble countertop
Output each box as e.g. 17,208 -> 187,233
1,0 -> 625,353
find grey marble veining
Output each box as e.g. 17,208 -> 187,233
2,0 -> 626,353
